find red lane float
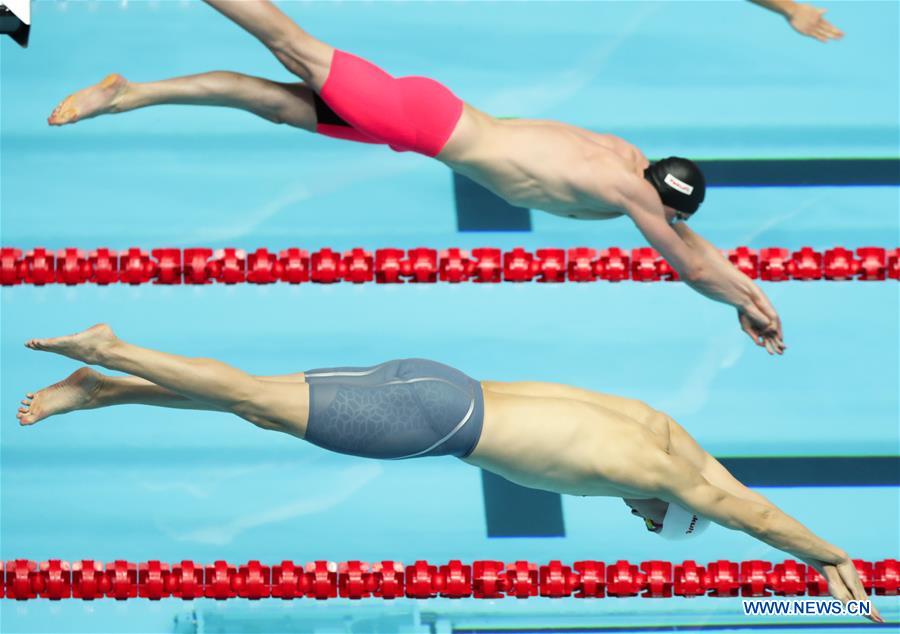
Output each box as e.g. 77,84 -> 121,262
1,247 -> 897,285
1,558 -> 896,601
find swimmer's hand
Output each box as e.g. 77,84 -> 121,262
801,556 -> 883,623
750,1 -> 843,43
787,3 -> 844,42
738,303 -> 785,355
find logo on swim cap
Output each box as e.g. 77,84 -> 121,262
664,173 -> 694,196
658,503 -> 710,540
643,157 -> 706,216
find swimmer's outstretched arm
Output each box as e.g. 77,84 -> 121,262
610,176 -> 784,354
748,0 -> 844,42
673,223 -> 785,354
645,452 -> 884,623
644,451 -> 883,623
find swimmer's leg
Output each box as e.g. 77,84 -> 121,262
18,369 -> 307,430
204,0 -> 334,89
206,1 -> 463,156
48,72 -> 318,130
24,325 -> 310,437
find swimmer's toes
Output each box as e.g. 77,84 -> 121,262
17,406 -> 37,425
21,367 -> 103,426
28,336 -> 62,351
48,75 -> 127,126
57,110 -> 78,126
47,99 -> 78,125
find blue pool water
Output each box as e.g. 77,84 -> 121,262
1,1 -> 898,632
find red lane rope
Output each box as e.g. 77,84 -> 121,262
2,558 -> 897,600
1,246 -> 897,286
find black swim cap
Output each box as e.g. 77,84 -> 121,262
643,157 -> 706,215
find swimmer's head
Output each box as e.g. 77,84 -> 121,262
644,157 -> 706,219
623,497 -> 710,540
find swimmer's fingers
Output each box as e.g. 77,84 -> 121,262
869,607 -> 885,624
746,329 -> 782,356
789,5 -> 841,42
837,560 -> 883,623
817,26 -> 843,43
771,312 -> 784,342
811,25 -> 831,43
739,305 -> 782,354
743,311 -> 784,354
739,317 -> 784,355
820,564 -> 854,606
814,11 -> 844,41
868,602 -> 884,623
811,25 -> 830,43
753,297 -> 785,348
738,312 -> 765,347
754,294 -> 781,331
740,302 -> 770,330
766,335 -> 783,355
824,20 -> 844,40
746,331 -> 764,348
768,322 -> 786,354
765,335 -> 784,356
820,563 -> 880,623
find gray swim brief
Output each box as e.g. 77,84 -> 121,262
304,359 -> 484,460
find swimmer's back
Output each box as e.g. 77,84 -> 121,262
467,382 -> 670,497
441,108 -> 645,215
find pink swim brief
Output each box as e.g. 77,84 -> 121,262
315,50 -> 464,158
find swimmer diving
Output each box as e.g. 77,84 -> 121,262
47,0 -> 787,354
16,323 -> 879,622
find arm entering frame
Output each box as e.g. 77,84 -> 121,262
747,0 -> 844,42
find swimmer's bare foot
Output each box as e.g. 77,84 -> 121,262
18,367 -> 104,426
25,324 -> 118,365
48,74 -> 128,126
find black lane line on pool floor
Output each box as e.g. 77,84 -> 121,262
454,173 -> 532,232
454,158 -> 900,232
481,470 -> 566,538
699,158 -> 900,187
720,456 -> 900,488
482,456 -> 898,538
